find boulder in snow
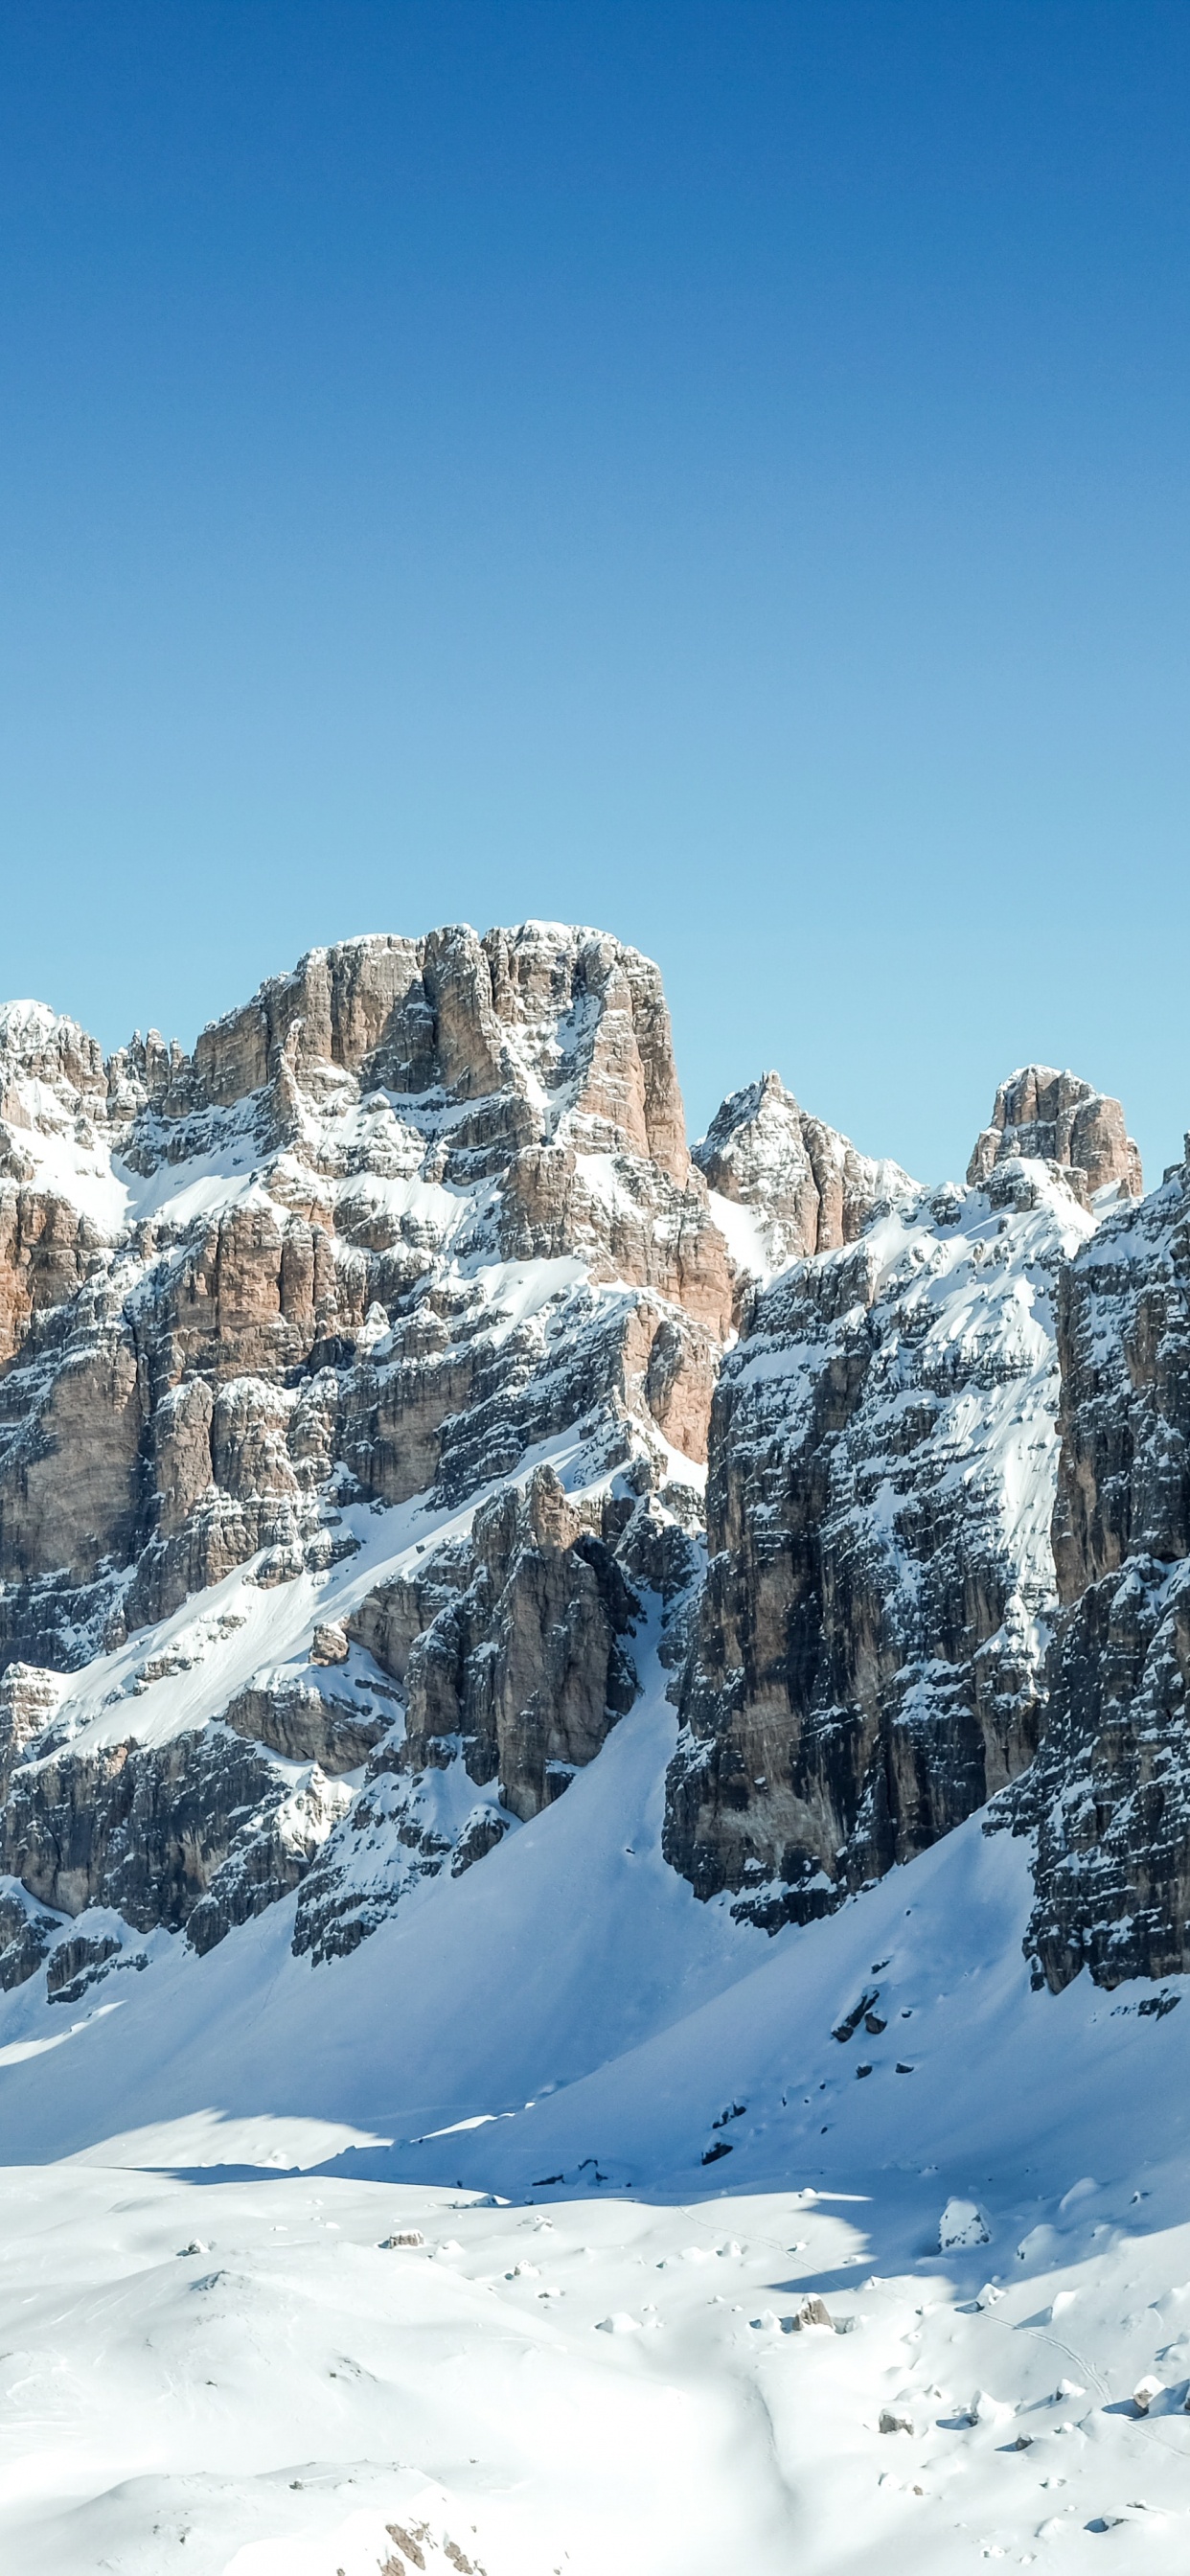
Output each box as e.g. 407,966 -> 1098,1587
939,2197 -> 990,2251
785,2296 -> 834,2332
970,2387 -> 1014,2426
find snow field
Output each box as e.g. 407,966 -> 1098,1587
5,2157 -> 1190,2572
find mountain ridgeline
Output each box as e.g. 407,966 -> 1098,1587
0,924 -> 1179,2008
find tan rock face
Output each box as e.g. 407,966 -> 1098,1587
309,1621 -> 349,1667
222,1676 -> 384,1771
183,921 -> 692,1171
0,1190 -> 105,1369
0,924 -> 730,1678
967,1066 -> 1142,1203
0,1327 -> 146,1584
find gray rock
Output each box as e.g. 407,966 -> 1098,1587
665,1144 -> 1090,1925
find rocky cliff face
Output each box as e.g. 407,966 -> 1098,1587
0,926 -> 729,1664
292,1462 -> 700,1965
967,1065 -> 1143,1205
667,1076 -> 1141,1929
694,1071 -> 910,1290
1011,1144 -> 1190,1989
0,926 -> 737,1974
0,948 -> 1174,2019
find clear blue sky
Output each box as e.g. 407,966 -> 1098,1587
1,2 -> 1187,1185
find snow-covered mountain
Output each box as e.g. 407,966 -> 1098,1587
3,925 -> 1189,2576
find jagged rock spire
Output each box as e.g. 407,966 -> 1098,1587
694,1070 -> 912,1277
968,1066 -> 1142,1202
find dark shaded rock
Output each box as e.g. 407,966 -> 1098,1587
353,1463 -> 642,1824
665,1158 -> 1087,1926
1012,1161 -> 1190,1990
222,1679 -> 389,1774
450,1807 -> 512,1876
0,1882 -> 59,1990
1,1726 -> 345,1951
46,1930 -> 121,2000
295,1473 -> 698,1962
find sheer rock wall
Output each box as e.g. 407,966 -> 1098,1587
968,1066 -> 1143,1205
666,1076 -> 1140,1932
1016,1149 -> 1190,1989
0,928 -> 729,1673
0,928 -> 730,1960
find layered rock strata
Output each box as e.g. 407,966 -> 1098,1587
0,927 -> 728,1961
666,1078 -> 1139,1929
292,1464 -> 701,1965
1013,1146 -> 1190,1988
0,927 -> 730,1675
694,1071 -> 910,1288
968,1066 -> 1142,1205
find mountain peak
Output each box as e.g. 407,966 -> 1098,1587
694,1070 -> 913,1280
967,1062 -> 1142,1201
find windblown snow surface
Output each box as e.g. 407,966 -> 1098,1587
3,1607 -> 1190,2572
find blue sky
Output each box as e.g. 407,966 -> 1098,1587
1,2 -> 1187,1184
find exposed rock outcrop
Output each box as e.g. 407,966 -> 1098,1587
294,1466 -> 700,1964
967,1067 -> 1142,1205
0,924 -> 729,1673
0,934 -> 1168,2013
0,925 -> 736,1957
222,1678 -> 389,1774
0,1878 -> 60,1990
1012,1150 -> 1190,1989
666,1132 -> 1098,1928
695,1072 -> 911,1287
0,1664 -> 64,1787
0,1721 -> 351,1952
45,1929 -> 122,2003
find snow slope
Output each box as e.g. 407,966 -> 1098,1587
3,1631 -> 1190,2574
3,1351 -> 1188,2569
3,1784 -> 1190,2571
0,959 -> 1176,2572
